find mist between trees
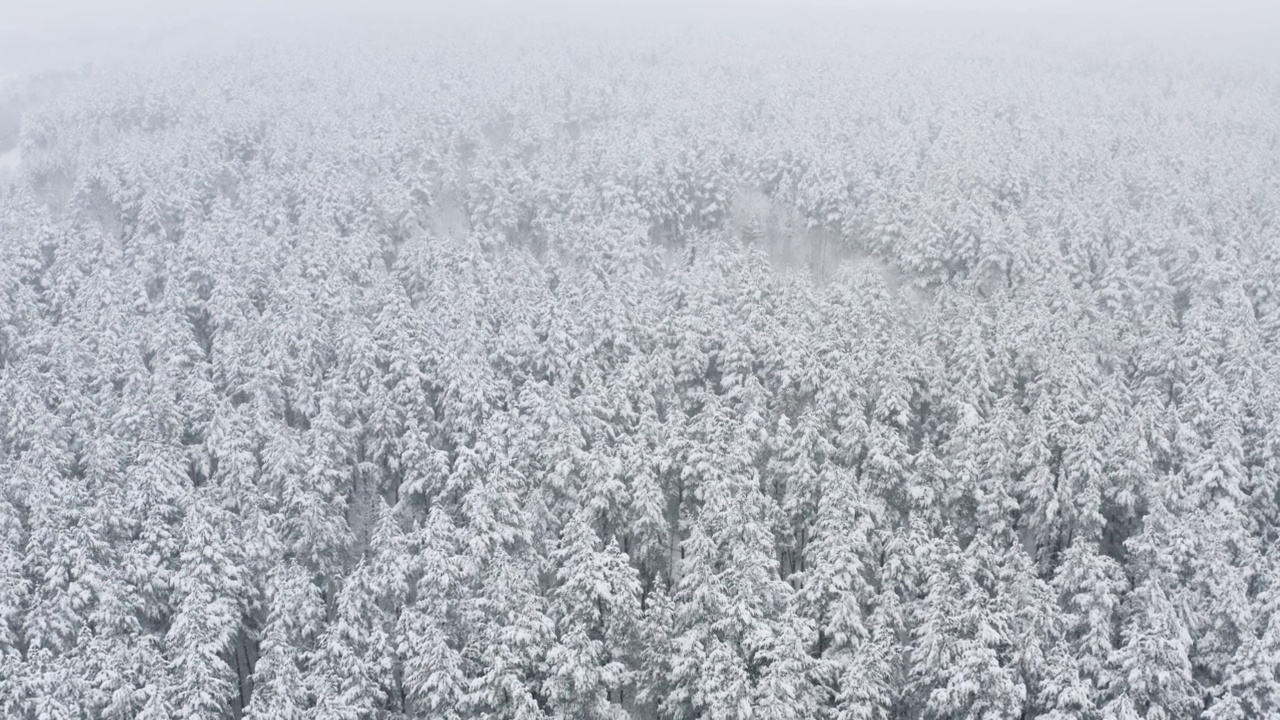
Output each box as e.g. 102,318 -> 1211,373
0,5 -> 1279,720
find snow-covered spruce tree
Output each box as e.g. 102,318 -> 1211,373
542,508 -> 642,719
795,467 -> 894,720
243,561 -> 325,720
308,502 -> 407,720
397,507 -> 466,720
662,391 -> 818,720
167,490 -> 248,720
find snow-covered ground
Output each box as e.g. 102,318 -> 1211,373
1,71 -> 20,187
0,147 -> 18,179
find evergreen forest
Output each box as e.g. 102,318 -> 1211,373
1,7 -> 1279,720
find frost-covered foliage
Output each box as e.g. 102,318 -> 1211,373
1,8 -> 1279,720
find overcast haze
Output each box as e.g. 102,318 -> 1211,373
3,1 -> 1280,719
3,0 -> 1278,79
5,0 -> 1280,42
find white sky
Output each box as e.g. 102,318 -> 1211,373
3,0 -> 1277,34
1,0 -> 1276,73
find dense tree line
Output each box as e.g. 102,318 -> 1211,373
1,9 -> 1279,720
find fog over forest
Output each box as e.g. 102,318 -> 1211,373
1,1 -> 1279,719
